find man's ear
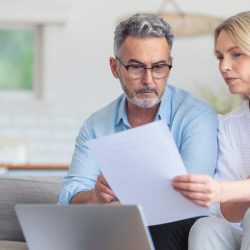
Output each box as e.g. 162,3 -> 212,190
169,56 -> 173,65
110,57 -> 119,79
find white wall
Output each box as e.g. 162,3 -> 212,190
44,0 -> 250,117
1,0 -> 250,165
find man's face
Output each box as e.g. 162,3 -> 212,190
110,36 -> 172,109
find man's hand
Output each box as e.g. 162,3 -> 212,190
70,174 -> 119,204
93,174 -> 117,204
172,174 -> 221,207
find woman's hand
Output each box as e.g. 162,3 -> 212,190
172,174 -> 221,207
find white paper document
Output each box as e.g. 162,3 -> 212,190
88,121 -> 209,226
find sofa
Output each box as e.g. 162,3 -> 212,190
0,175 -> 62,250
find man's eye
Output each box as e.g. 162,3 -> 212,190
129,65 -> 144,69
153,64 -> 165,69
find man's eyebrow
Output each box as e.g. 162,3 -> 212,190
152,60 -> 168,65
127,59 -> 168,65
127,59 -> 145,64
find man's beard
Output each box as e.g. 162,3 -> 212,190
123,85 -> 163,109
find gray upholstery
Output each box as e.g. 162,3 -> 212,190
0,241 -> 28,250
0,176 -> 62,249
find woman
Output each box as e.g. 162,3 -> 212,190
172,11 -> 250,250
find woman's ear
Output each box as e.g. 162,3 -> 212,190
109,57 -> 119,78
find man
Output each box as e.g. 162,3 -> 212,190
58,13 -> 218,250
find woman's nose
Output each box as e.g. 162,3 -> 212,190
220,58 -> 232,73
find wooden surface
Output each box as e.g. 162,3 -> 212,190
0,164 -> 69,170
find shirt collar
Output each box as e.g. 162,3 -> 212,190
156,85 -> 172,125
115,95 -> 130,127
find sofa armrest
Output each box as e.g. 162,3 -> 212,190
0,176 -> 62,242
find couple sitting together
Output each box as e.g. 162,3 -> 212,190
58,11 -> 250,250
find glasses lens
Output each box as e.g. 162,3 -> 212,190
152,65 -> 170,79
123,62 -> 171,79
128,65 -> 145,79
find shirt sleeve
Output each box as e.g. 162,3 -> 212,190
215,117 -> 241,180
213,116 -> 243,226
58,120 -> 100,204
180,107 -> 218,176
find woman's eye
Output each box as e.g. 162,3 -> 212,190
216,55 -> 223,61
232,53 -> 242,58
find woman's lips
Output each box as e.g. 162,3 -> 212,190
224,77 -> 237,84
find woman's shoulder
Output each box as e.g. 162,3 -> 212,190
219,101 -> 250,132
220,101 -> 249,121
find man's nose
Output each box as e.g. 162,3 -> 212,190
142,68 -> 154,84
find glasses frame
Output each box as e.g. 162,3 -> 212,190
116,57 -> 172,79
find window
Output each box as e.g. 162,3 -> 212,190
0,26 -> 35,91
0,0 -> 68,104
0,25 -> 43,101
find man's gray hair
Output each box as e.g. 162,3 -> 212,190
114,13 -> 174,57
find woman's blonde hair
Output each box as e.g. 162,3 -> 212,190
214,11 -> 250,54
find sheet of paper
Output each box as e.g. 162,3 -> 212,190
88,121 -> 209,226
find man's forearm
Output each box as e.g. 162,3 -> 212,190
70,189 -> 97,204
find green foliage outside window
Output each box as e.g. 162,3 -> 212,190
0,28 -> 34,90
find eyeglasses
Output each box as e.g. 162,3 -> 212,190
116,57 -> 172,79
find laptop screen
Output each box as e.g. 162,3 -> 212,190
15,204 -> 155,250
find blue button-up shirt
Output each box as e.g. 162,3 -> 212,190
58,85 -> 218,204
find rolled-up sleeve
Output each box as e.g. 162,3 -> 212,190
58,121 -> 100,204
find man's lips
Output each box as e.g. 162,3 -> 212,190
138,91 -> 154,93
136,88 -> 157,95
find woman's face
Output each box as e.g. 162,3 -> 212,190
215,29 -> 250,98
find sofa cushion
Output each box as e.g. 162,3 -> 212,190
0,240 -> 28,250
0,176 -> 62,242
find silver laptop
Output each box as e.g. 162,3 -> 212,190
15,204 -> 155,250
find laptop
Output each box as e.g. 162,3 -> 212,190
15,204 -> 155,250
